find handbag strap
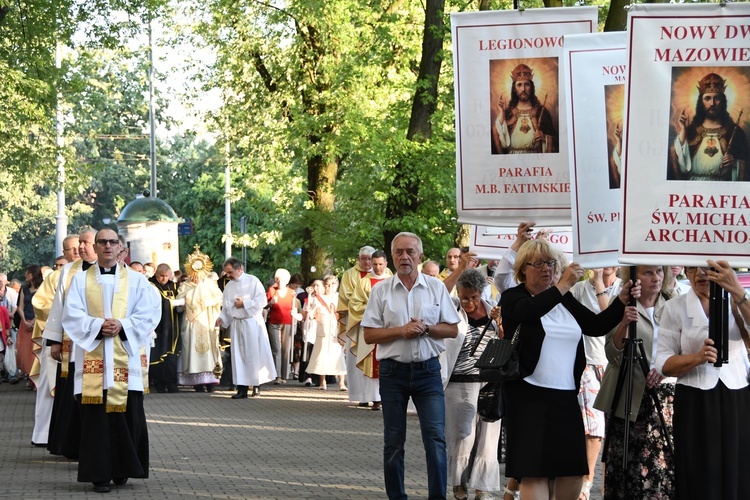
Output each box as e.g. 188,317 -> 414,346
509,324 -> 521,346
469,296 -> 502,356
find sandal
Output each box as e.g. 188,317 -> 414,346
503,486 -> 519,500
453,485 -> 468,500
579,480 -> 593,500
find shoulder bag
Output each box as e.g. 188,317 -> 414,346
474,324 -> 521,383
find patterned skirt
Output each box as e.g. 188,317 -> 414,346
603,383 -> 675,500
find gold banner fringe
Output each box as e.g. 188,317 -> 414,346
81,396 -> 103,405
106,405 -> 127,413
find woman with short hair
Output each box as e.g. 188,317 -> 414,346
500,239 -> 637,500
446,268 -> 502,500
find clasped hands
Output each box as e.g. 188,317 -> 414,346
99,318 -> 122,337
402,318 -> 428,339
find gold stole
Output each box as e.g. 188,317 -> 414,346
60,260 -> 84,377
82,266 -> 130,413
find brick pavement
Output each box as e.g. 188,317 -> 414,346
0,381 -> 602,499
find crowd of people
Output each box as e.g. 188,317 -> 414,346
1,223 -> 749,499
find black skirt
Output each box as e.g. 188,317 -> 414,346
673,381 -> 750,500
504,379 -> 588,479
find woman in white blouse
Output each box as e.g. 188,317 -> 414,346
655,260 -> 750,499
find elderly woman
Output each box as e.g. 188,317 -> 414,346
446,269 -> 502,500
267,268 -> 302,383
655,260 -> 750,499
500,239 -> 637,500
594,266 -> 677,499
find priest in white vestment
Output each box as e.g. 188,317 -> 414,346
216,257 -> 276,398
62,228 -> 161,493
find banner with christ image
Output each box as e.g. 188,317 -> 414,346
451,7 -> 598,227
563,32 -> 627,268
621,3 -> 750,267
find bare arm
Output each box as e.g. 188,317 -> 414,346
662,338 -> 717,377
442,252 -> 475,294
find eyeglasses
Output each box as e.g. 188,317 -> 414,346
460,296 -> 481,304
96,239 -> 120,247
526,259 -> 556,269
685,266 -> 708,274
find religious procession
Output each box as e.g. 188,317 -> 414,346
4,2 -> 750,500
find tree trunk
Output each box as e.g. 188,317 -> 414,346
300,146 -> 338,284
604,0 -> 630,32
383,0 -> 445,266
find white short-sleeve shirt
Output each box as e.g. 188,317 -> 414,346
361,272 -> 461,363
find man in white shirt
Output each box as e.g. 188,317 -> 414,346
362,232 -> 461,500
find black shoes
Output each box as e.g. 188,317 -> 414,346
231,385 -> 249,399
372,402 -> 382,411
205,384 -> 214,393
113,478 -> 128,486
194,385 -> 205,393
251,387 -> 260,397
93,481 -> 111,493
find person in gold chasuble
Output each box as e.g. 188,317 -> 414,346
493,63 -> 557,155
176,247 -> 224,392
346,250 -> 392,410
62,229 -> 161,493
29,234 -> 80,447
669,71 -> 749,181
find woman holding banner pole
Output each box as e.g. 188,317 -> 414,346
594,265 -> 677,499
500,239 -> 638,500
655,260 -> 750,499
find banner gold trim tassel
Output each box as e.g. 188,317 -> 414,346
83,266 -> 130,413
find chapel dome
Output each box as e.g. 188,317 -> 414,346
117,195 -> 181,223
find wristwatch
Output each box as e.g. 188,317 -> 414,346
736,291 -> 750,306
423,325 -> 430,337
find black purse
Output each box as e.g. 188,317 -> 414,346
474,324 -> 521,383
477,382 -> 504,422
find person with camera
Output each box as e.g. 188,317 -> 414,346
655,260 -> 750,499
594,265 -> 676,499
500,239 -> 638,500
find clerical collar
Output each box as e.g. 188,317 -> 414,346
82,261 -> 96,270
99,266 -> 116,275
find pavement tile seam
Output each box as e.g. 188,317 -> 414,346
0,381 -> 603,499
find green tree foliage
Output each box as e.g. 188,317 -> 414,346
1,0 -> 634,278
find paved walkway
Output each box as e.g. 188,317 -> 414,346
0,381 -> 603,499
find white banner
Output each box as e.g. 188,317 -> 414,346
622,3 -> 750,267
452,7 -> 598,227
469,225 -> 573,261
563,32 -> 627,267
